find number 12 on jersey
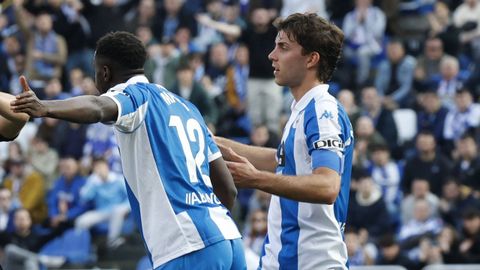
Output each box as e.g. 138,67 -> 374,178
169,115 -> 213,188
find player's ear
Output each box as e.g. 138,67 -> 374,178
306,51 -> 320,69
103,65 -> 111,82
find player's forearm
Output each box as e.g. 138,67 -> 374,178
253,169 -> 340,204
44,96 -> 115,123
0,93 -> 28,140
216,136 -> 277,172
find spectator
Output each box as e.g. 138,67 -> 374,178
368,143 -> 402,219
343,0 -> 386,87
361,86 -> 399,152
345,227 -> 375,266
453,0 -> 480,61
47,157 -> 87,229
0,188 -> 15,233
375,38 -> 416,109
0,208 -> 68,270
337,89 -> 361,130
443,88 -> 480,143
377,234 -> 419,270
3,157 -> 47,224
347,171 -> 393,238
280,0 -> 328,19
124,0 -> 156,33
353,116 -> 386,168
28,135 -> 59,188
243,209 -> 267,256
458,208 -> 480,263
451,132 -> 480,192
151,0 -> 196,43
13,2 -> 67,89
75,159 -> 130,249
401,179 -> 440,223
402,131 -> 452,196
427,1 -> 461,57
0,35 -> 23,95
437,55 -> 464,109
414,37 -> 450,86
81,122 -> 121,174
437,225 -> 461,264
439,178 -> 480,229
416,88 -> 449,148
51,121 -> 87,159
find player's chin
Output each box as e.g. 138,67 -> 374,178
273,76 -> 286,86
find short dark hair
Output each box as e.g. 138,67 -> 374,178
274,13 -> 344,82
96,31 -> 147,70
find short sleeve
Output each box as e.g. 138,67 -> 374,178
304,100 -> 344,173
101,86 -> 149,133
206,128 -> 221,163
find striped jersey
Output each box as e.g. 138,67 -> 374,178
260,84 -> 354,270
102,75 -> 241,269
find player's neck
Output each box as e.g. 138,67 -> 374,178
290,79 -> 322,102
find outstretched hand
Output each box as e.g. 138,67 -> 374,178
10,76 -> 48,118
223,147 -> 260,189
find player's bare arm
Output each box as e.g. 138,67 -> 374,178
225,147 -> 341,204
0,92 -> 29,141
215,136 -> 277,172
209,157 -> 237,211
11,76 -> 117,124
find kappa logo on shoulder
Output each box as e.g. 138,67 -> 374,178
319,110 -> 333,120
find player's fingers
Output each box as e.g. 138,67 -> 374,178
19,76 -> 32,93
11,95 -> 34,106
226,147 -> 247,163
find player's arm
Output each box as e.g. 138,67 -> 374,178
11,76 -> 117,123
0,92 -> 29,141
225,147 -> 340,204
215,136 -> 277,172
209,157 -> 237,211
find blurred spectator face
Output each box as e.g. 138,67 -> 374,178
250,125 -> 270,147
413,199 -> 431,222
442,181 -> 460,201
138,0 -> 155,18
412,179 -> 430,198
210,43 -> 229,68
438,226 -> 456,247
361,87 -> 380,111
14,55 -> 26,74
81,77 -> 99,95
136,26 -> 154,45
338,90 -> 356,112
358,176 -> 374,198
206,0 -> 223,18
0,189 -> 12,212
223,4 -> 240,23
416,133 -> 436,155
0,14 -> 7,30
465,0 -> 477,7
355,0 -> 372,9
9,159 -> 25,178
14,209 -> 32,233
454,90 -> 473,112
434,2 -> 450,22
355,116 -> 375,138
422,92 -> 441,113
4,36 -> 21,56
425,38 -> 443,60
463,214 -> 480,236
235,45 -> 249,66
250,209 -> 267,236
456,136 -> 477,160
345,231 -> 360,256
93,160 -> 110,180
164,0 -> 183,14
45,78 -> 62,98
31,136 -> 48,153
35,13 -> 53,34
440,57 -> 459,80
250,8 -> 270,28
189,53 -> 205,70
8,142 -> 23,160
70,68 -> 84,87
254,190 -> 271,210
174,27 -> 191,46
387,42 -> 405,63
177,67 -> 194,87
371,148 -> 390,166
48,0 -> 63,8
382,244 -> 400,261
60,158 -> 79,181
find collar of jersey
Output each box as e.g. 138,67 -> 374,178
110,75 -> 150,92
290,84 -> 329,112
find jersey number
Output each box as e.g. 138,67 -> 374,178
169,115 -> 212,187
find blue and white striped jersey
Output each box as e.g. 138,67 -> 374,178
260,84 -> 354,270
102,75 -> 241,269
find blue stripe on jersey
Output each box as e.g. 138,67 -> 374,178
115,85 -> 148,116
278,126 -> 299,270
124,180 -> 153,266
311,149 -> 341,173
333,103 -> 354,225
139,85 -> 227,244
258,234 -> 269,269
303,99 -> 319,155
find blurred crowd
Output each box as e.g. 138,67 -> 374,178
0,0 -> 480,269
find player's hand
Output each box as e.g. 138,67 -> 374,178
10,76 -> 48,118
224,147 -> 259,188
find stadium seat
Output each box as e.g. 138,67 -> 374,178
392,108 -> 417,145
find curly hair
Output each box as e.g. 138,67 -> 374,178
275,13 -> 344,82
95,31 -> 147,70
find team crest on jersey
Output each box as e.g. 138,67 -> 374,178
313,139 -> 344,150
